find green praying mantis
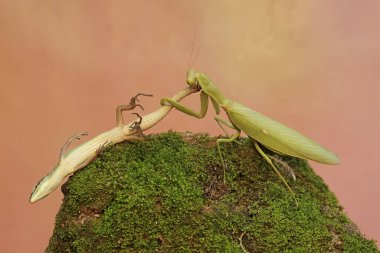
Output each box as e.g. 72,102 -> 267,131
161,69 -> 339,205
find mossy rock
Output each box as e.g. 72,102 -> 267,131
47,132 -> 378,252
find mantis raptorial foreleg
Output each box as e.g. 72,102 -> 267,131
160,90 -> 209,118
254,141 -> 298,206
162,93 -> 235,181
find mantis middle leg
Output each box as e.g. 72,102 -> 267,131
215,115 -> 235,136
214,116 -> 241,184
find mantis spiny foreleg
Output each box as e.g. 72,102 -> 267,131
160,90 -> 209,118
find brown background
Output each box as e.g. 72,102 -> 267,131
1,1 -> 379,252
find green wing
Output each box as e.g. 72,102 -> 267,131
226,101 -> 339,165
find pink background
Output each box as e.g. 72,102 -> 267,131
1,1 -> 379,252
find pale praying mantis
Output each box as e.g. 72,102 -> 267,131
161,69 -> 339,205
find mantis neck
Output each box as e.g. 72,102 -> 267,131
196,72 -> 231,107
209,91 -> 231,108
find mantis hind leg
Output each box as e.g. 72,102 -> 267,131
217,132 -> 241,184
254,141 -> 298,206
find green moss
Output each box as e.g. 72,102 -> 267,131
47,132 -> 378,252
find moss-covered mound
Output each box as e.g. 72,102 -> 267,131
47,132 -> 378,252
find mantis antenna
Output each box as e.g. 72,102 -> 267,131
187,32 -> 202,70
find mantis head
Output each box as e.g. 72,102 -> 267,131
29,170 -> 60,203
186,69 -> 201,90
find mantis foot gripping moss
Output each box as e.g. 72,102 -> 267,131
161,69 -> 340,206
30,87 -> 199,203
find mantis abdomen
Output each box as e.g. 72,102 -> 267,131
227,101 -> 339,165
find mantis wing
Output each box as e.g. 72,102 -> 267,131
226,101 -> 339,165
